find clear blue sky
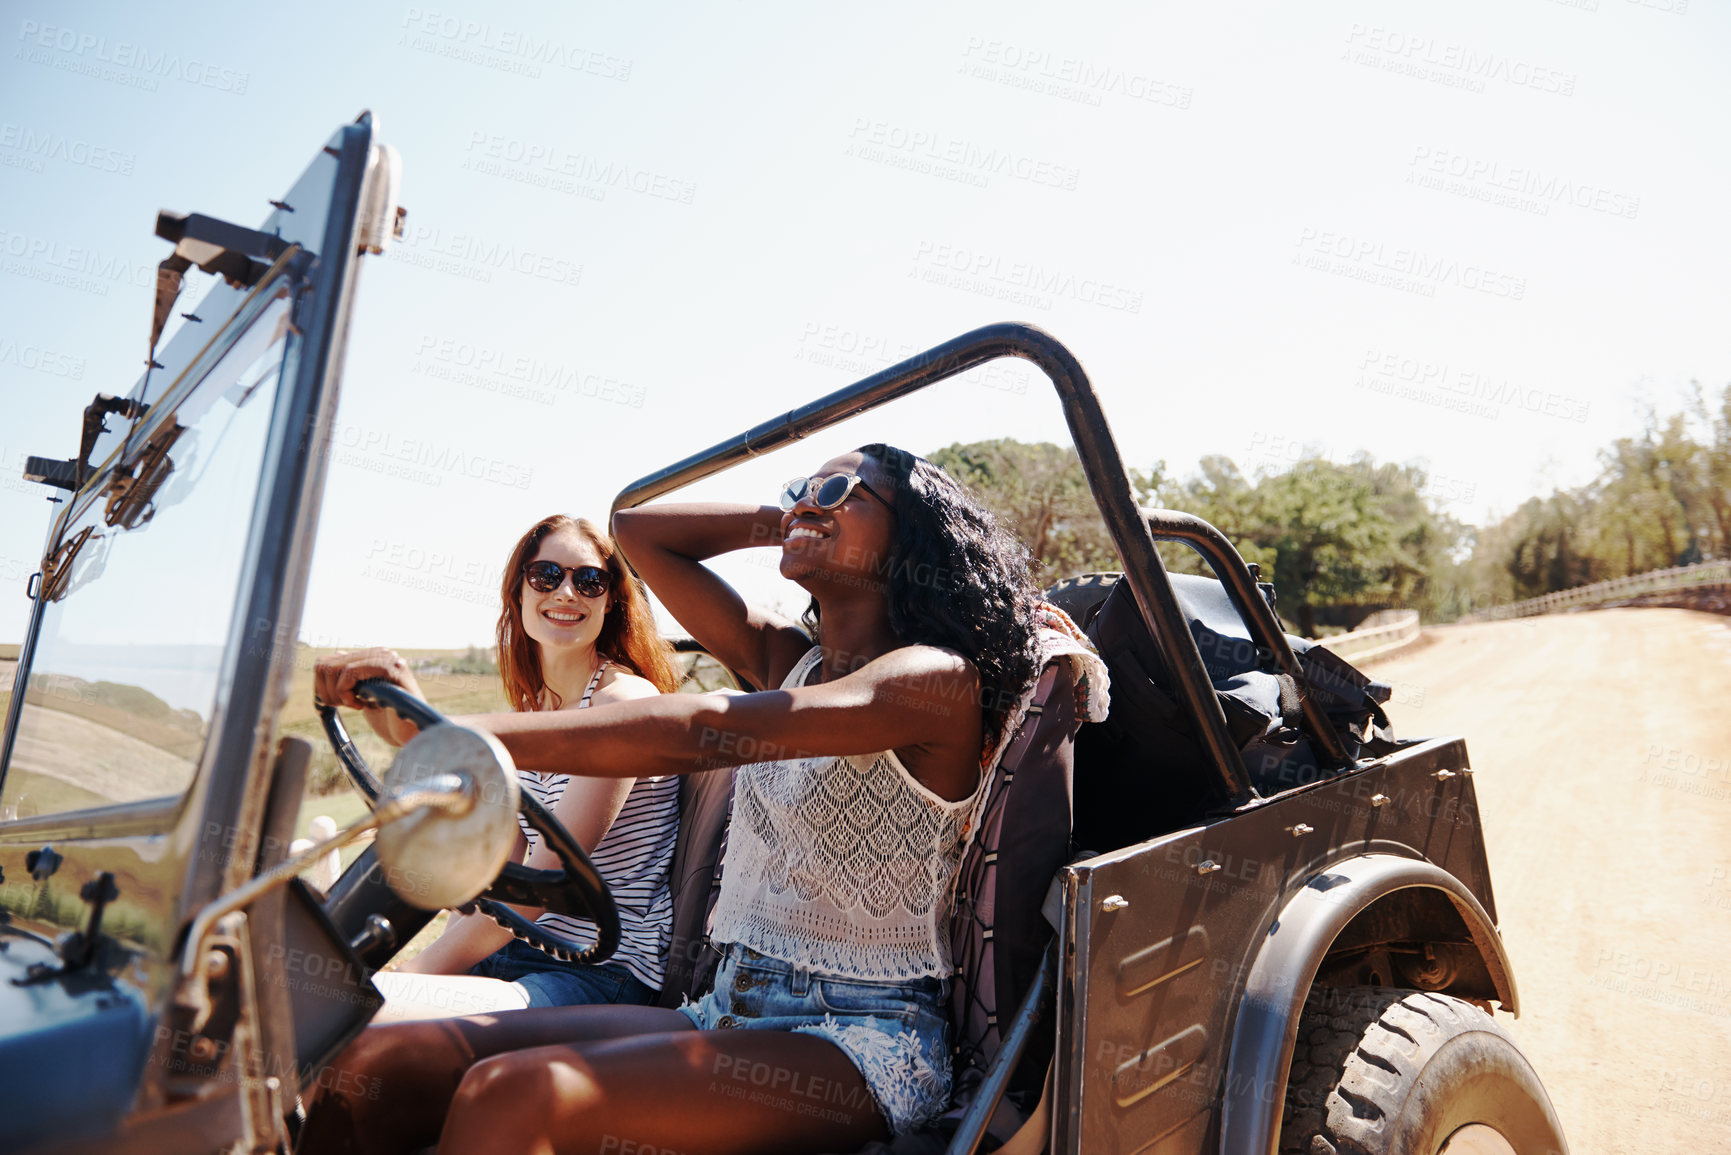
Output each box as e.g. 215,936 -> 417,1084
3,0 -> 1725,646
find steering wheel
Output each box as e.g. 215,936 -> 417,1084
316,678 -> 620,965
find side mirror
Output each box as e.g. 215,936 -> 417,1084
373,725 -> 521,910
174,723 -> 520,1031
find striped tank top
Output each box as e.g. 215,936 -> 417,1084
518,662 -> 679,991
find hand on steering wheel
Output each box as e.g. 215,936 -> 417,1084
313,675 -> 620,965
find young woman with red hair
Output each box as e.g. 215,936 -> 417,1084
322,515 -> 682,1016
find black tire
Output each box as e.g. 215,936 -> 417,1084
1280,987 -> 1569,1155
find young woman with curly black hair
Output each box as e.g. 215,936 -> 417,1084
303,445 -> 1072,1155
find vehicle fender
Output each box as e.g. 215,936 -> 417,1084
1217,852 -> 1518,1155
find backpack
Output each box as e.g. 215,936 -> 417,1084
1054,571 -> 1392,851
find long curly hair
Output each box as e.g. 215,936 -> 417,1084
497,515 -> 681,711
803,444 -> 1042,749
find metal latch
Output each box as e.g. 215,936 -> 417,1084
11,871 -> 120,985
150,211 -> 294,352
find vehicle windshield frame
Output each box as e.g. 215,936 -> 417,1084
0,270 -> 301,833
0,114 -> 379,896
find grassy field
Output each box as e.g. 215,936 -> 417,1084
1,767 -> 107,815
4,644 -> 717,964
284,648 -> 513,882
281,647 -> 510,793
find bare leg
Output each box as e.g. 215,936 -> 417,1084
437,1030 -> 888,1155
298,1005 -> 696,1155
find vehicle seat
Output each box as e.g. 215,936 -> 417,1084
654,765 -> 734,1009
800,657 -> 1079,1155
944,659 -> 1079,1115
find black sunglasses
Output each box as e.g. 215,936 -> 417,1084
522,561 -> 611,598
779,473 -> 890,512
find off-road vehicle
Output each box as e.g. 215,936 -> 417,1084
0,116 -> 1566,1155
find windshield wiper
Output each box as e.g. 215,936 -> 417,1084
104,421 -> 185,530
39,525 -> 96,603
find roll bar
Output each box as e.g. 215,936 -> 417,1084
1142,509 -> 1351,769
610,322 -> 1257,807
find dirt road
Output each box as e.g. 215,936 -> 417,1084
1368,608 -> 1731,1153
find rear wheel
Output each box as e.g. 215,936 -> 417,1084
1280,987 -> 1568,1155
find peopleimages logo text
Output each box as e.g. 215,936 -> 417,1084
911,241 -> 1142,313
1343,24 -> 1575,96
1409,147 -> 1640,219
394,224 -> 583,285
958,38 -> 1193,109
0,228 -> 156,295
0,123 -> 134,174
847,121 -> 1081,191
399,9 -> 632,80
15,20 -> 250,93
463,133 -> 696,204
1295,229 -> 1526,300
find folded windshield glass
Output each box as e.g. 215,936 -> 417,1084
0,290 -> 292,820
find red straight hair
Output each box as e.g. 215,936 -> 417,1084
496,515 -> 681,710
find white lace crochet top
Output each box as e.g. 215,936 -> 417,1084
708,647 -> 988,981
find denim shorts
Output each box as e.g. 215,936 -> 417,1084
468,939 -> 657,1009
677,943 -> 952,1136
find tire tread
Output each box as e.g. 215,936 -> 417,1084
1279,986 -> 1555,1155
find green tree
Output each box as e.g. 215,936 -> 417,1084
927,439 -> 1162,581
1228,460 -> 1397,635
933,440 -> 1466,635
1163,454 -> 1470,633
1463,381 -> 1731,607
1692,380 -> 1731,557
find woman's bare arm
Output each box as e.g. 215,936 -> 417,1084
394,676 -> 659,975
315,644 -> 987,800
470,645 -> 987,802
313,648 -> 427,746
611,503 -> 812,692
519,672 -> 657,855
395,903 -> 516,975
